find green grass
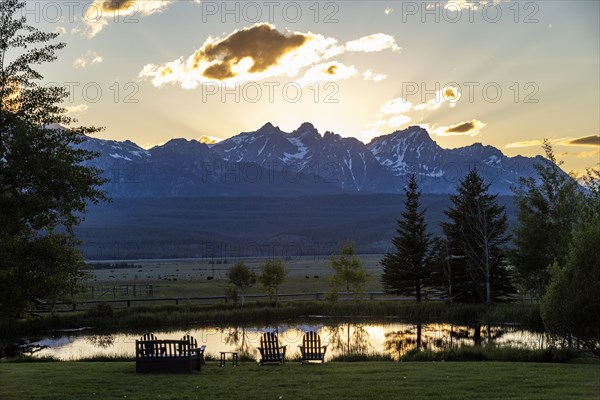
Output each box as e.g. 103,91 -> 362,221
399,346 -> 580,363
0,361 -> 598,399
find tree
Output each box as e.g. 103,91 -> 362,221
429,236 -> 457,304
226,261 -> 256,307
330,244 -> 368,301
381,174 -> 432,302
441,169 -> 515,304
512,141 -> 582,298
258,259 -> 287,305
540,168 -> 600,357
0,0 -> 106,317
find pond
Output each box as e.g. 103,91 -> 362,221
26,321 -> 550,361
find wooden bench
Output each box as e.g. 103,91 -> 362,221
135,333 -> 201,373
257,332 -> 286,365
298,331 -> 327,364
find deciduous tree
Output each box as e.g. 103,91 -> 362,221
258,259 -> 287,305
541,168 -> 600,357
226,261 -> 256,307
0,0 -> 106,316
512,141 -> 582,298
330,244 -> 368,301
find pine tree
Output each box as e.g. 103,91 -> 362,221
381,174 -> 432,302
441,170 -> 514,304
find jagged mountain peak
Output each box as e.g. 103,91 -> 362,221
296,121 -> 316,131
256,122 -> 281,134
369,125 -> 434,146
81,122 -> 555,196
291,122 -> 320,139
150,138 -> 217,160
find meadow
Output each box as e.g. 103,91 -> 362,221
79,254 -> 385,301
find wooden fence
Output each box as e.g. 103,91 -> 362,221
31,292 -> 445,313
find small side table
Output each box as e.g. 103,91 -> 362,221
219,351 -> 239,367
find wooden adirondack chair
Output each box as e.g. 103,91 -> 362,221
181,335 -> 206,370
138,333 -> 165,356
298,331 -> 327,364
257,332 -> 287,365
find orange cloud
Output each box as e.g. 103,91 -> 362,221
431,119 -> 486,136
445,120 -> 478,133
99,0 -> 134,11
296,62 -> 357,86
506,135 -> 600,149
575,149 -> 600,158
564,135 -> 600,147
195,24 -> 308,80
141,23 -> 396,88
83,0 -> 173,37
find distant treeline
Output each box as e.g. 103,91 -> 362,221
85,263 -> 142,270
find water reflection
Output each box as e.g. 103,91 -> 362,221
221,326 -> 258,360
86,334 -> 115,349
27,322 -> 548,361
326,323 -> 372,354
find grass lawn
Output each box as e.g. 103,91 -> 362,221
1,361 -> 598,400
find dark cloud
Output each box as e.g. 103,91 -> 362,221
193,23 -> 308,80
445,120 -> 477,133
566,135 -> 600,147
325,65 -> 337,75
100,0 -> 134,11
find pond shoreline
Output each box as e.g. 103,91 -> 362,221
1,301 -> 544,340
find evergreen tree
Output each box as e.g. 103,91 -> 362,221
0,0 -> 106,316
381,175 -> 432,302
441,170 -> 515,304
512,141 -> 582,298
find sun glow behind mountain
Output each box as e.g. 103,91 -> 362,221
29,0 -> 598,175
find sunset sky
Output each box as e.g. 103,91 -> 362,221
28,0 -> 599,174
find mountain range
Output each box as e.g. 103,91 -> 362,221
78,122 -> 547,197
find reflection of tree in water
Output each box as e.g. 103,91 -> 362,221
86,334 -> 115,349
384,324 -> 428,359
325,323 -> 372,354
222,326 -> 258,359
384,323 -> 511,358
447,325 -> 508,346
